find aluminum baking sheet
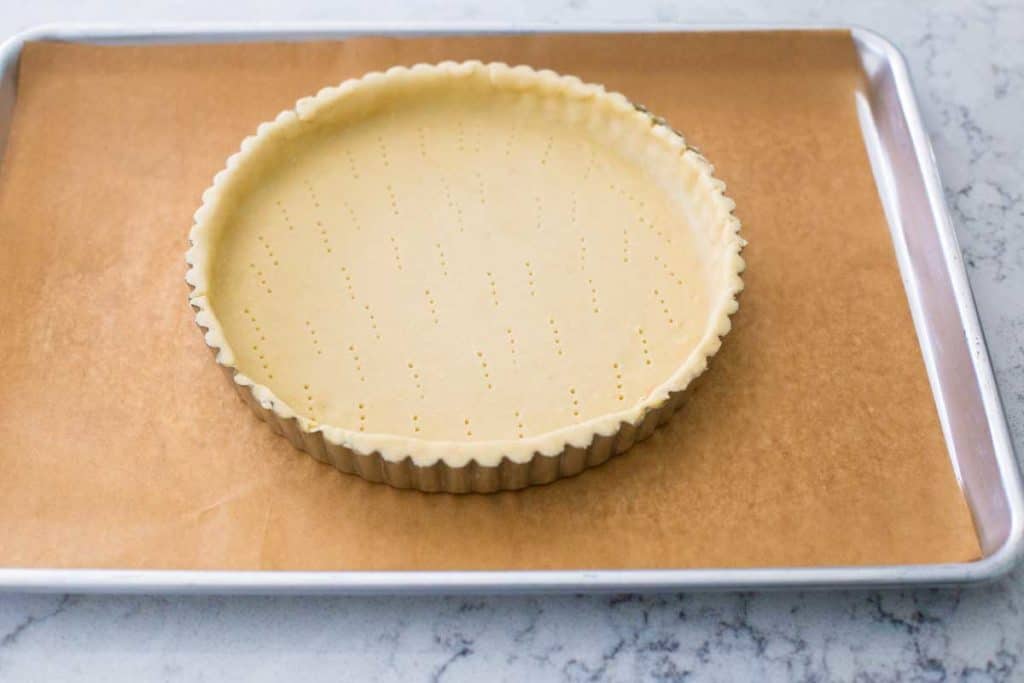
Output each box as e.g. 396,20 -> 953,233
0,23 -> 1020,594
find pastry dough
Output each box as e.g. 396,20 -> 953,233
186,62 -> 744,489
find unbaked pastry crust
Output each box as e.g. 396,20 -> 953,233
186,61 -> 744,486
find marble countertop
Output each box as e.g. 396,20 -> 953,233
1,0 -> 1021,680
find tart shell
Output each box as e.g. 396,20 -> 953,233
186,61 -> 744,493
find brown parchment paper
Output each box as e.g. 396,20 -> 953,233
0,31 -> 980,571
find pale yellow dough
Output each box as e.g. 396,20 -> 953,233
187,62 -> 744,468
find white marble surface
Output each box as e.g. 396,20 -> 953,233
1,0 -> 1022,680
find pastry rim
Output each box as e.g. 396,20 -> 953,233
185,60 -> 745,470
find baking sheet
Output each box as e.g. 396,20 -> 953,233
0,30 -> 981,572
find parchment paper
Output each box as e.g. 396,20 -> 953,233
0,31 -> 980,570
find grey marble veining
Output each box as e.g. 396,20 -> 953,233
0,588 -> 1021,680
0,0 -> 1022,681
